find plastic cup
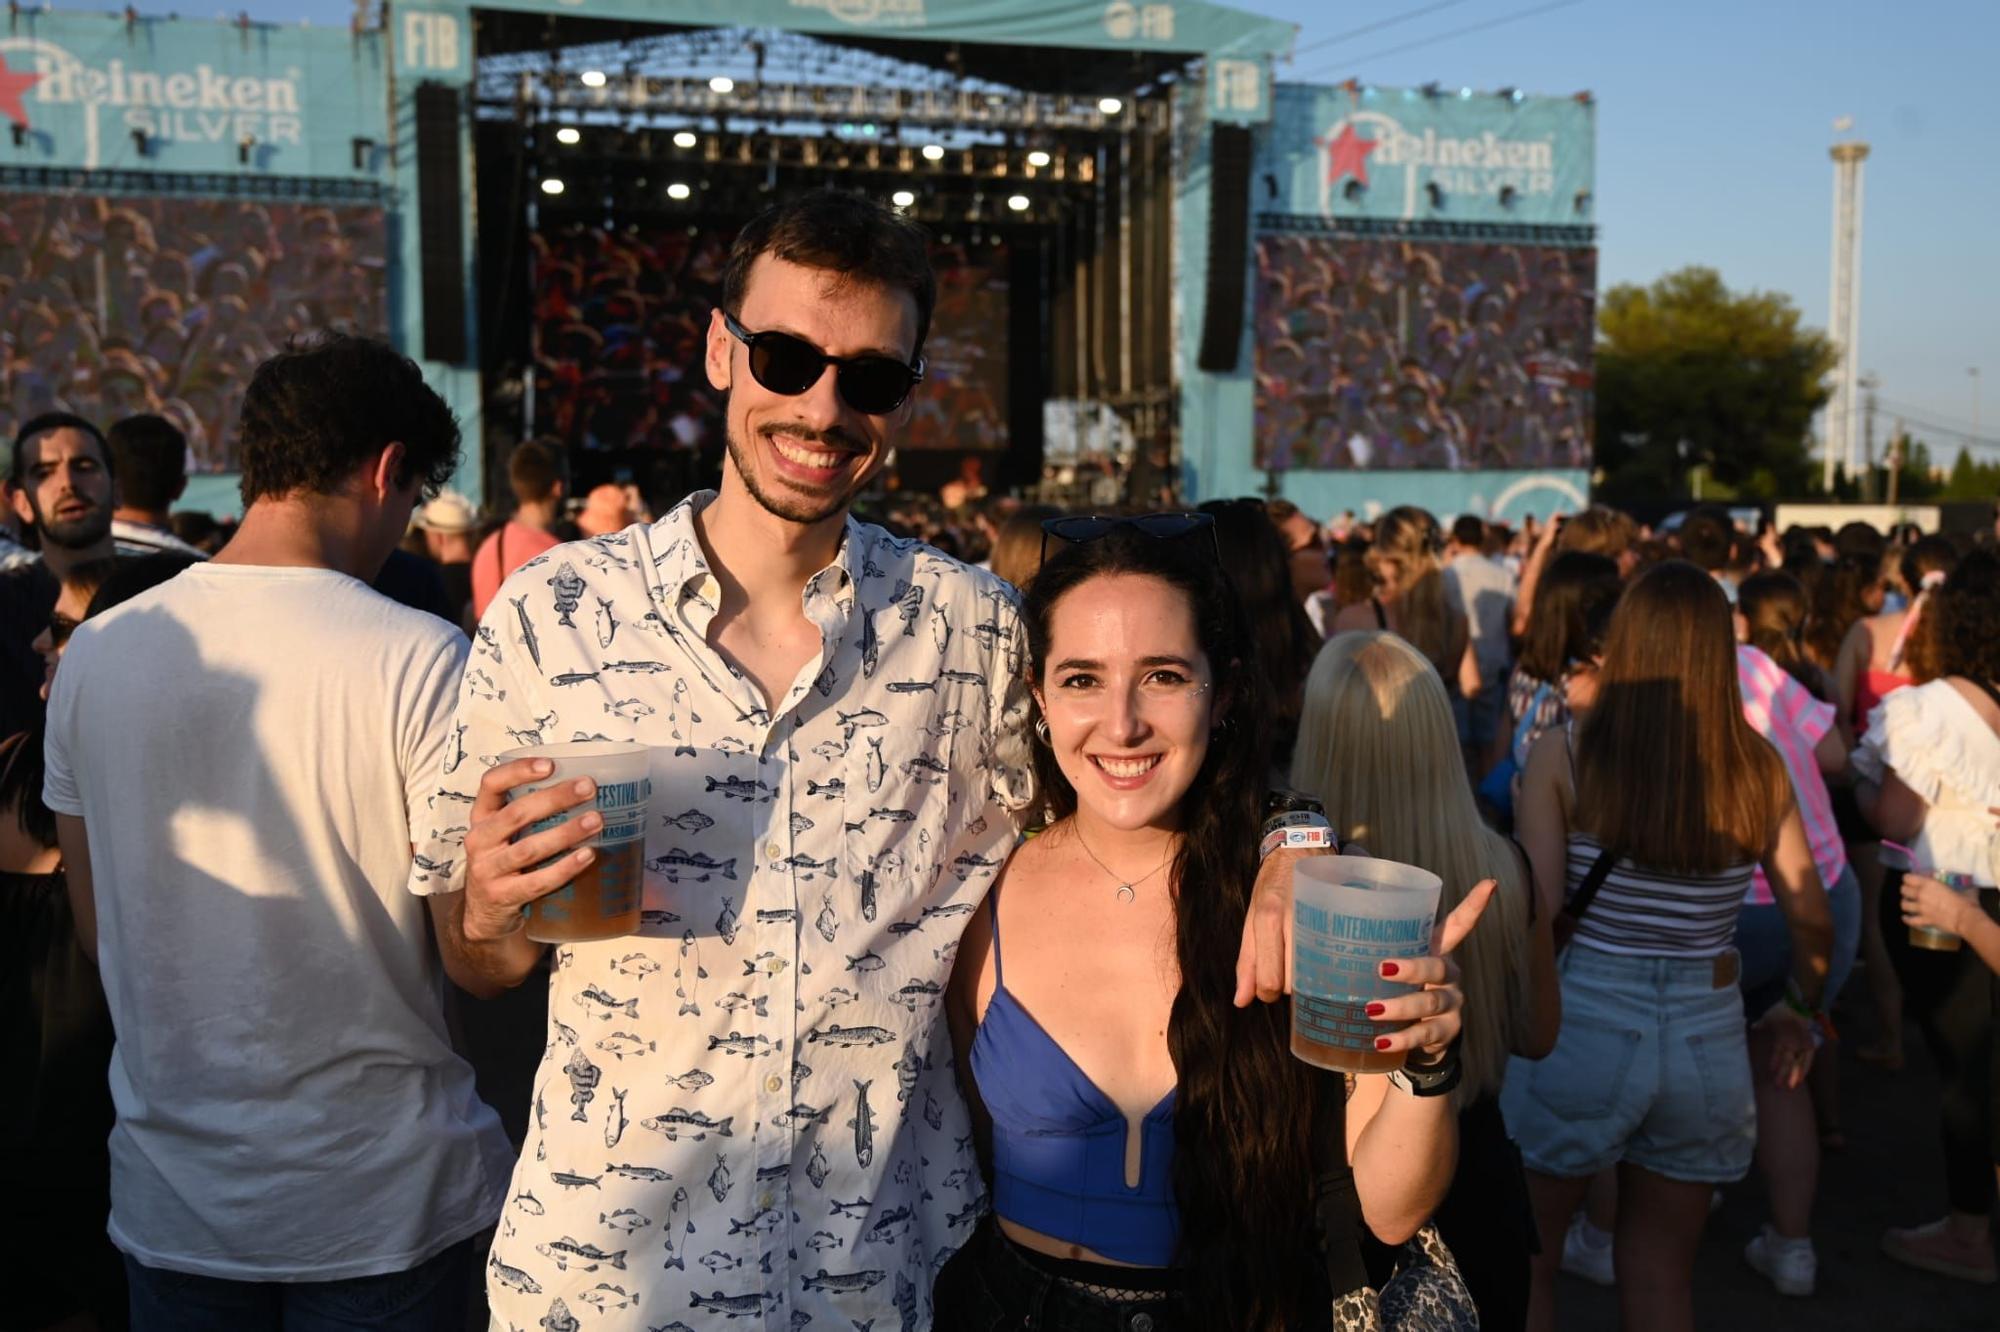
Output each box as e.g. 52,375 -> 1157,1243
1290,855 -> 1443,1073
1909,870 -> 1976,952
500,741 -> 651,943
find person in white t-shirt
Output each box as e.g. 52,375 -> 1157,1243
43,333 -> 515,1329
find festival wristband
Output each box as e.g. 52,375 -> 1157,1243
1261,810 -> 1336,860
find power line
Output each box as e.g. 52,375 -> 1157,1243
1296,0 -> 1587,84
1290,0 -> 1478,61
1875,395 -> 1990,439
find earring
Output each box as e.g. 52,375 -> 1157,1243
1034,716 -> 1051,745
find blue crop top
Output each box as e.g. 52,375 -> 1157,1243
968,893 -> 1180,1267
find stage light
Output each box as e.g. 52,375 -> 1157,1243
1098,96 -> 1123,115
1027,150 -> 1051,168
1343,179 -> 1364,201
9,124 -> 24,149
673,130 -> 697,148
541,177 -> 566,195
922,143 -> 945,161
555,126 -> 580,145
1006,194 -> 1029,212
1425,180 -> 1445,208
130,127 -> 149,156
237,133 -> 255,166
1498,184 -> 1517,208
709,76 -> 735,94
351,135 -> 374,170
891,189 -> 915,208
1459,87 -> 1473,99
580,70 -> 606,88
667,182 -> 692,200
1573,189 -> 1592,213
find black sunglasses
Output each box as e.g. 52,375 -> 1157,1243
721,311 -> 925,416
1039,511 -> 1222,566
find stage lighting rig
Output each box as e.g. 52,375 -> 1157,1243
556,125 -> 581,145
580,69 -> 606,88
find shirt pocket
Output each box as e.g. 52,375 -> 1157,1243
837,721 -> 966,926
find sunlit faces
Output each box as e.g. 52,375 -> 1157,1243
31,581 -> 94,701
1035,573 -> 1220,833
12,427 -> 115,551
704,255 -> 916,527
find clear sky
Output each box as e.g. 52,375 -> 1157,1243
248,0 -> 1998,461
1256,0 -> 2000,461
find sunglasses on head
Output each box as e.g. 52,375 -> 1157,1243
721,310 -> 924,416
1038,511 -> 1222,566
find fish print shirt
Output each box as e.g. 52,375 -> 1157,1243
418,492 -> 1033,1332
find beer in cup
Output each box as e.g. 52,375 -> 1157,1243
1291,855 -> 1442,1073
500,740 -> 651,943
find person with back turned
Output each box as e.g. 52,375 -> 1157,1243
43,333 -> 514,1329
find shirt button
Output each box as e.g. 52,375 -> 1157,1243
765,1074 -> 783,1094
765,841 -> 782,859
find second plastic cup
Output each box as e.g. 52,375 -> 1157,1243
1290,855 -> 1443,1073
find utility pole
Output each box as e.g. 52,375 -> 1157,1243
1886,420 -> 1904,506
1824,121 -> 1870,492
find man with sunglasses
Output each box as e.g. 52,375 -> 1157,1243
419,190 -> 1036,1329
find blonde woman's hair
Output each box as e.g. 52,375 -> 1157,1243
1372,506 -> 1454,673
1290,631 -> 1532,1104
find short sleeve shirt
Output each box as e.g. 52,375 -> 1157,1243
417,493 -> 1034,1330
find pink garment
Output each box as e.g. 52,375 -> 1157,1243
1737,645 -> 1847,906
471,520 -> 562,622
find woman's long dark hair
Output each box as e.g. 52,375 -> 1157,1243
1197,498 -> 1320,747
1023,526 -> 1327,1330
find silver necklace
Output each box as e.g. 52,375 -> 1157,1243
1072,823 -> 1173,903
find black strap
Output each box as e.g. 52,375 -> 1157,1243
1313,1090 -> 1370,1298
1559,846 -> 1618,939
1967,676 -> 2000,716
1371,597 -> 1388,631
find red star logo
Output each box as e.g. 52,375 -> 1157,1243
0,57 -> 41,129
1323,121 -> 1377,188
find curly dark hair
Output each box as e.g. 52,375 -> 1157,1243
1935,549 -> 2000,684
722,188 -> 936,359
236,333 -> 460,507
1023,526 -> 1333,1330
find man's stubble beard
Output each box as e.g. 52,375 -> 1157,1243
32,498 -> 113,551
723,398 -> 877,528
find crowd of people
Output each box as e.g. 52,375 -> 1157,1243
1,187 -> 1996,1332
0,196 -> 387,472
1254,235 -> 1595,473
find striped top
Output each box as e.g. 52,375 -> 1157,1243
1564,833 -> 1753,959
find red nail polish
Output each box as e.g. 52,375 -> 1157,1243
1380,962 -> 1400,977
1375,1038 -> 1392,1051
1365,1002 -> 1386,1016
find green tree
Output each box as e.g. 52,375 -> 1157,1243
1939,445 -> 2000,500
1594,267 -> 1837,505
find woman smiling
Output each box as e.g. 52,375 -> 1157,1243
937,515 -> 1492,1330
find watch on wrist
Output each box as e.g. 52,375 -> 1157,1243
1388,1042 -> 1462,1098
